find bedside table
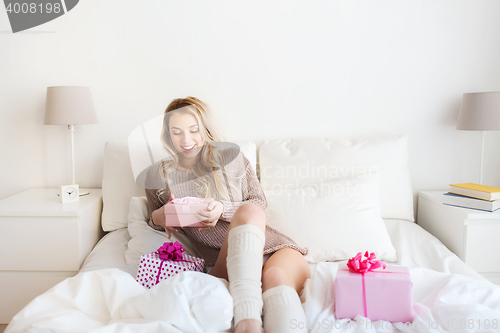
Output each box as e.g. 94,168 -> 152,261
418,191 -> 500,285
0,188 -> 103,324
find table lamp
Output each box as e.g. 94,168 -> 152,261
457,91 -> 500,184
44,86 -> 97,201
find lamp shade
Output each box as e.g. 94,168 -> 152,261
457,91 -> 500,131
44,86 -> 97,125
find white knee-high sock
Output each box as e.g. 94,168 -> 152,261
226,224 -> 265,327
262,285 -> 308,333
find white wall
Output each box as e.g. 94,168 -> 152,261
1,0 -> 500,215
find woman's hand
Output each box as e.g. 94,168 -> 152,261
152,193 -> 182,239
196,200 -> 224,231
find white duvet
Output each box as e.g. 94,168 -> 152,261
6,269 -> 233,333
6,220 -> 500,333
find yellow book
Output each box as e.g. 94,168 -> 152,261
449,183 -> 500,201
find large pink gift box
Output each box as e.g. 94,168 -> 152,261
136,251 -> 205,289
164,197 -> 212,227
335,263 -> 413,323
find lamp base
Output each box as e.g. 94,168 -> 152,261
480,131 -> 485,185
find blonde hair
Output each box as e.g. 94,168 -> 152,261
158,97 -> 231,201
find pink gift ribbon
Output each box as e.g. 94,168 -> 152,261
341,252 -> 409,318
171,197 -> 204,214
156,260 -> 166,285
154,256 -> 201,284
171,197 -> 203,205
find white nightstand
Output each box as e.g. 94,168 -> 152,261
418,191 -> 500,285
0,188 -> 103,324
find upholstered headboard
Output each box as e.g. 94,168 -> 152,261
259,135 -> 414,222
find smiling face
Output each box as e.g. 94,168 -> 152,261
168,111 -> 205,167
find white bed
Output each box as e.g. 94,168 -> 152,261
5,136 -> 500,333
79,218 -> 484,279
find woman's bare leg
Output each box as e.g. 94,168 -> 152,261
261,248 -> 311,333
262,248 -> 310,293
207,227 -> 230,280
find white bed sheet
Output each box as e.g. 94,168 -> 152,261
7,220 -> 499,333
79,220 -> 483,280
80,228 -> 135,276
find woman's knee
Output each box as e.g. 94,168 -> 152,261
231,203 -> 266,230
262,249 -> 311,293
262,266 -> 288,292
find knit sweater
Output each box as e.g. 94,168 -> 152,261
145,147 -> 308,266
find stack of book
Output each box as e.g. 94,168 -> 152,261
443,183 -> 500,212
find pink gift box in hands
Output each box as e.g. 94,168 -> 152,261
335,252 -> 414,323
164,196 -> 213,227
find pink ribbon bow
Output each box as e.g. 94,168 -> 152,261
171,197 -> 203,205
346,251 -> 386,274
155,241 -> 196,285
157,241 -> 185,261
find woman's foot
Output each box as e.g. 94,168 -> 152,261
234,319 -> 262,333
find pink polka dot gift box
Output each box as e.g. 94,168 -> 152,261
136,241 -> 205,289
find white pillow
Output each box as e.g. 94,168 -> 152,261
259,135 -> 414,222
102,141 -> 146,232
102,140 -> 257,232
264,173 -> 398,263
125,196 -> 197,267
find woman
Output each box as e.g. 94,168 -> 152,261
145,96 -> 310,333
